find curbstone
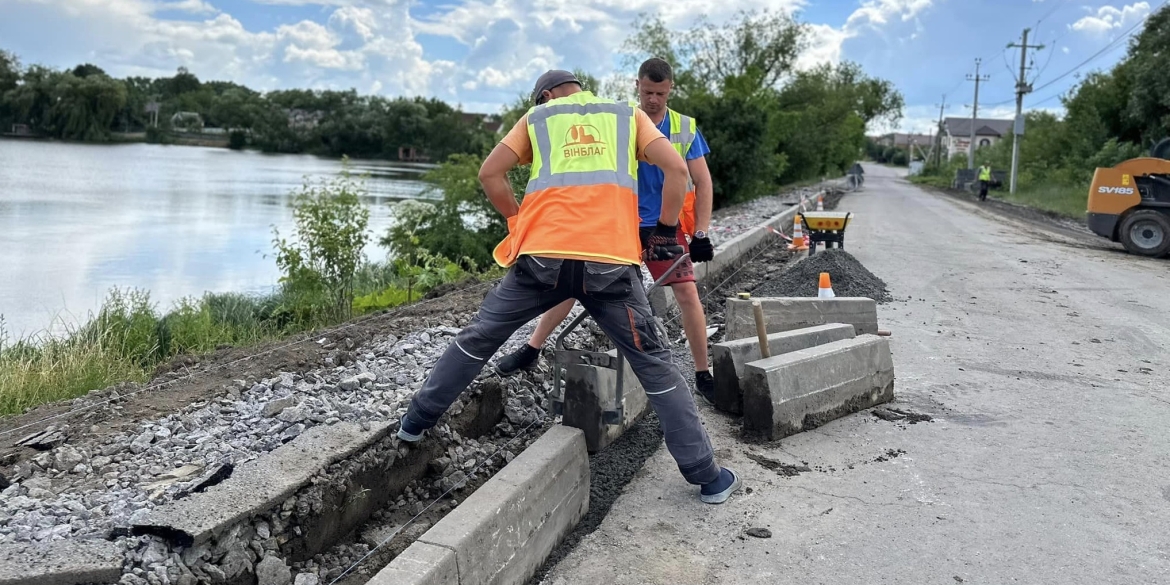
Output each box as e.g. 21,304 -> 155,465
741,334 -> 895,441
364,541 -> 458,585
135,420 -> 393,546
372,425 -> 589,585
0,539 -> 124,585
712,323 -> 857,414
724,297 -> 878,340
562,349 -> 651,453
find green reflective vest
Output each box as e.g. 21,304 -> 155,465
979,166 -> 992,181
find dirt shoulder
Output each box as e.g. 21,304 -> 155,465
910,179 -> 1122,252
0,278 -> 493,472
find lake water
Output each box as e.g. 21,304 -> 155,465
0,139 -> 437,338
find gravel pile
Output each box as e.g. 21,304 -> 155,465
752,250 -> 893,303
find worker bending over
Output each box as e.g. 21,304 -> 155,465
395,70 -> 741,504
494,58 -> 719,404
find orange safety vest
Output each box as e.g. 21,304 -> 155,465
492,92 -> 642,268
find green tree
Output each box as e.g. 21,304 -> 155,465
1121,3 -> 1170,143
71,63 -> 106,78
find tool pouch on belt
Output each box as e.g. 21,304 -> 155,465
583,262 -> 633,302
514,255 -> 563,291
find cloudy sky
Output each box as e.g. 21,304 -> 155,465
0,0 -> 1159,133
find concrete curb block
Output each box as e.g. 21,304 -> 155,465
0,539 -> 124,585
125,384 -> 502,583
741,334 -> 895,440
563,349 -> 651,453
711,323 -> 857,415
135,420 -> 393,546
369,426 -> 589,585
724,297 -> 879,340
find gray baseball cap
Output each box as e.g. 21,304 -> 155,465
531,70 -> 581,104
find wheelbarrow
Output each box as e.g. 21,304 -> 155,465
547,254 -> 689,424
801,211 -> 854,255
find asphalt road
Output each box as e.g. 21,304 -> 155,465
538,164 -> 1170,585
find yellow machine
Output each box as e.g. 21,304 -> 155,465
1087,138 -> 1170,257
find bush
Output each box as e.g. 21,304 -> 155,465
271,159 -> 372,324
228,130 -> 247,150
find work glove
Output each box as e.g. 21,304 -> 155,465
689,236 -> 714,263
644,221 -> 685,262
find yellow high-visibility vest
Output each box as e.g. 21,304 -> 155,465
492,91 -> 642,267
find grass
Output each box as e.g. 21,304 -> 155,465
996,183 -> 1089,220
910,172 -> 1088,220
0,258 -> 475,417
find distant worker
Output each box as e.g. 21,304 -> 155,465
395,70 -> 741,504
978,162 -> 992,201
494,57 -> 719,404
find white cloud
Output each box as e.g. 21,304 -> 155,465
155,0 -> 218,15
1070,2 -> 1151,35
1,0 -> 937,114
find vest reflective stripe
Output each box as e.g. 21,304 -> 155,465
491,92 -> 643,268
667,108 -> 698,235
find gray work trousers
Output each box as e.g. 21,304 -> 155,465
404,255 -> 720,485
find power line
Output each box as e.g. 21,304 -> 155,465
1030,0 -> 1167,95
1028,91 -> 1065,108
1034,0 -> 1071,28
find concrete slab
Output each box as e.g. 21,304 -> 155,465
135,420 -> 391,545
0,539 -> 124,585
741,334 -> 894,440
561,349 -> 651,452
724,297 -> 878,340
364,541 -> 458,585
711,323 -> 856,414
410,425 -> 589,585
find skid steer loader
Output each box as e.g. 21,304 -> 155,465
1087,138 -> 1170,257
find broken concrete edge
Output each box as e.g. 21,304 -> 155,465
134,418 -> 396,547
0,539 -> 126,585
100,383 -> 503,585
740,334 -> 895,441
368,425 -> 589,585
652,199 -> 802,316
711,323 -> 858,415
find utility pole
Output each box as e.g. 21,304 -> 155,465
1007,28 -> 1045,194
966,59 -> 989,170
934,95 -> 947,168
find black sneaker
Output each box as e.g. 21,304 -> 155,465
494,344 -> 542,376
695,370 -> 715,405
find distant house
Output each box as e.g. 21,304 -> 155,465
8,124 -> 32,136
875,133 -> 933,149
170,111 -> 204,131
941,117 -> 1013,160
286,109 -> 325,131
460,112 -> 506,133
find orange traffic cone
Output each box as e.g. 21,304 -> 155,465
788,215 -> 808,251
816,192 -> 824,211
818,272 -> 836,298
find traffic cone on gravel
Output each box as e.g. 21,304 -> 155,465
816,192 -> 825,211
818,272 -> 836,298
788,215 -> 808,251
